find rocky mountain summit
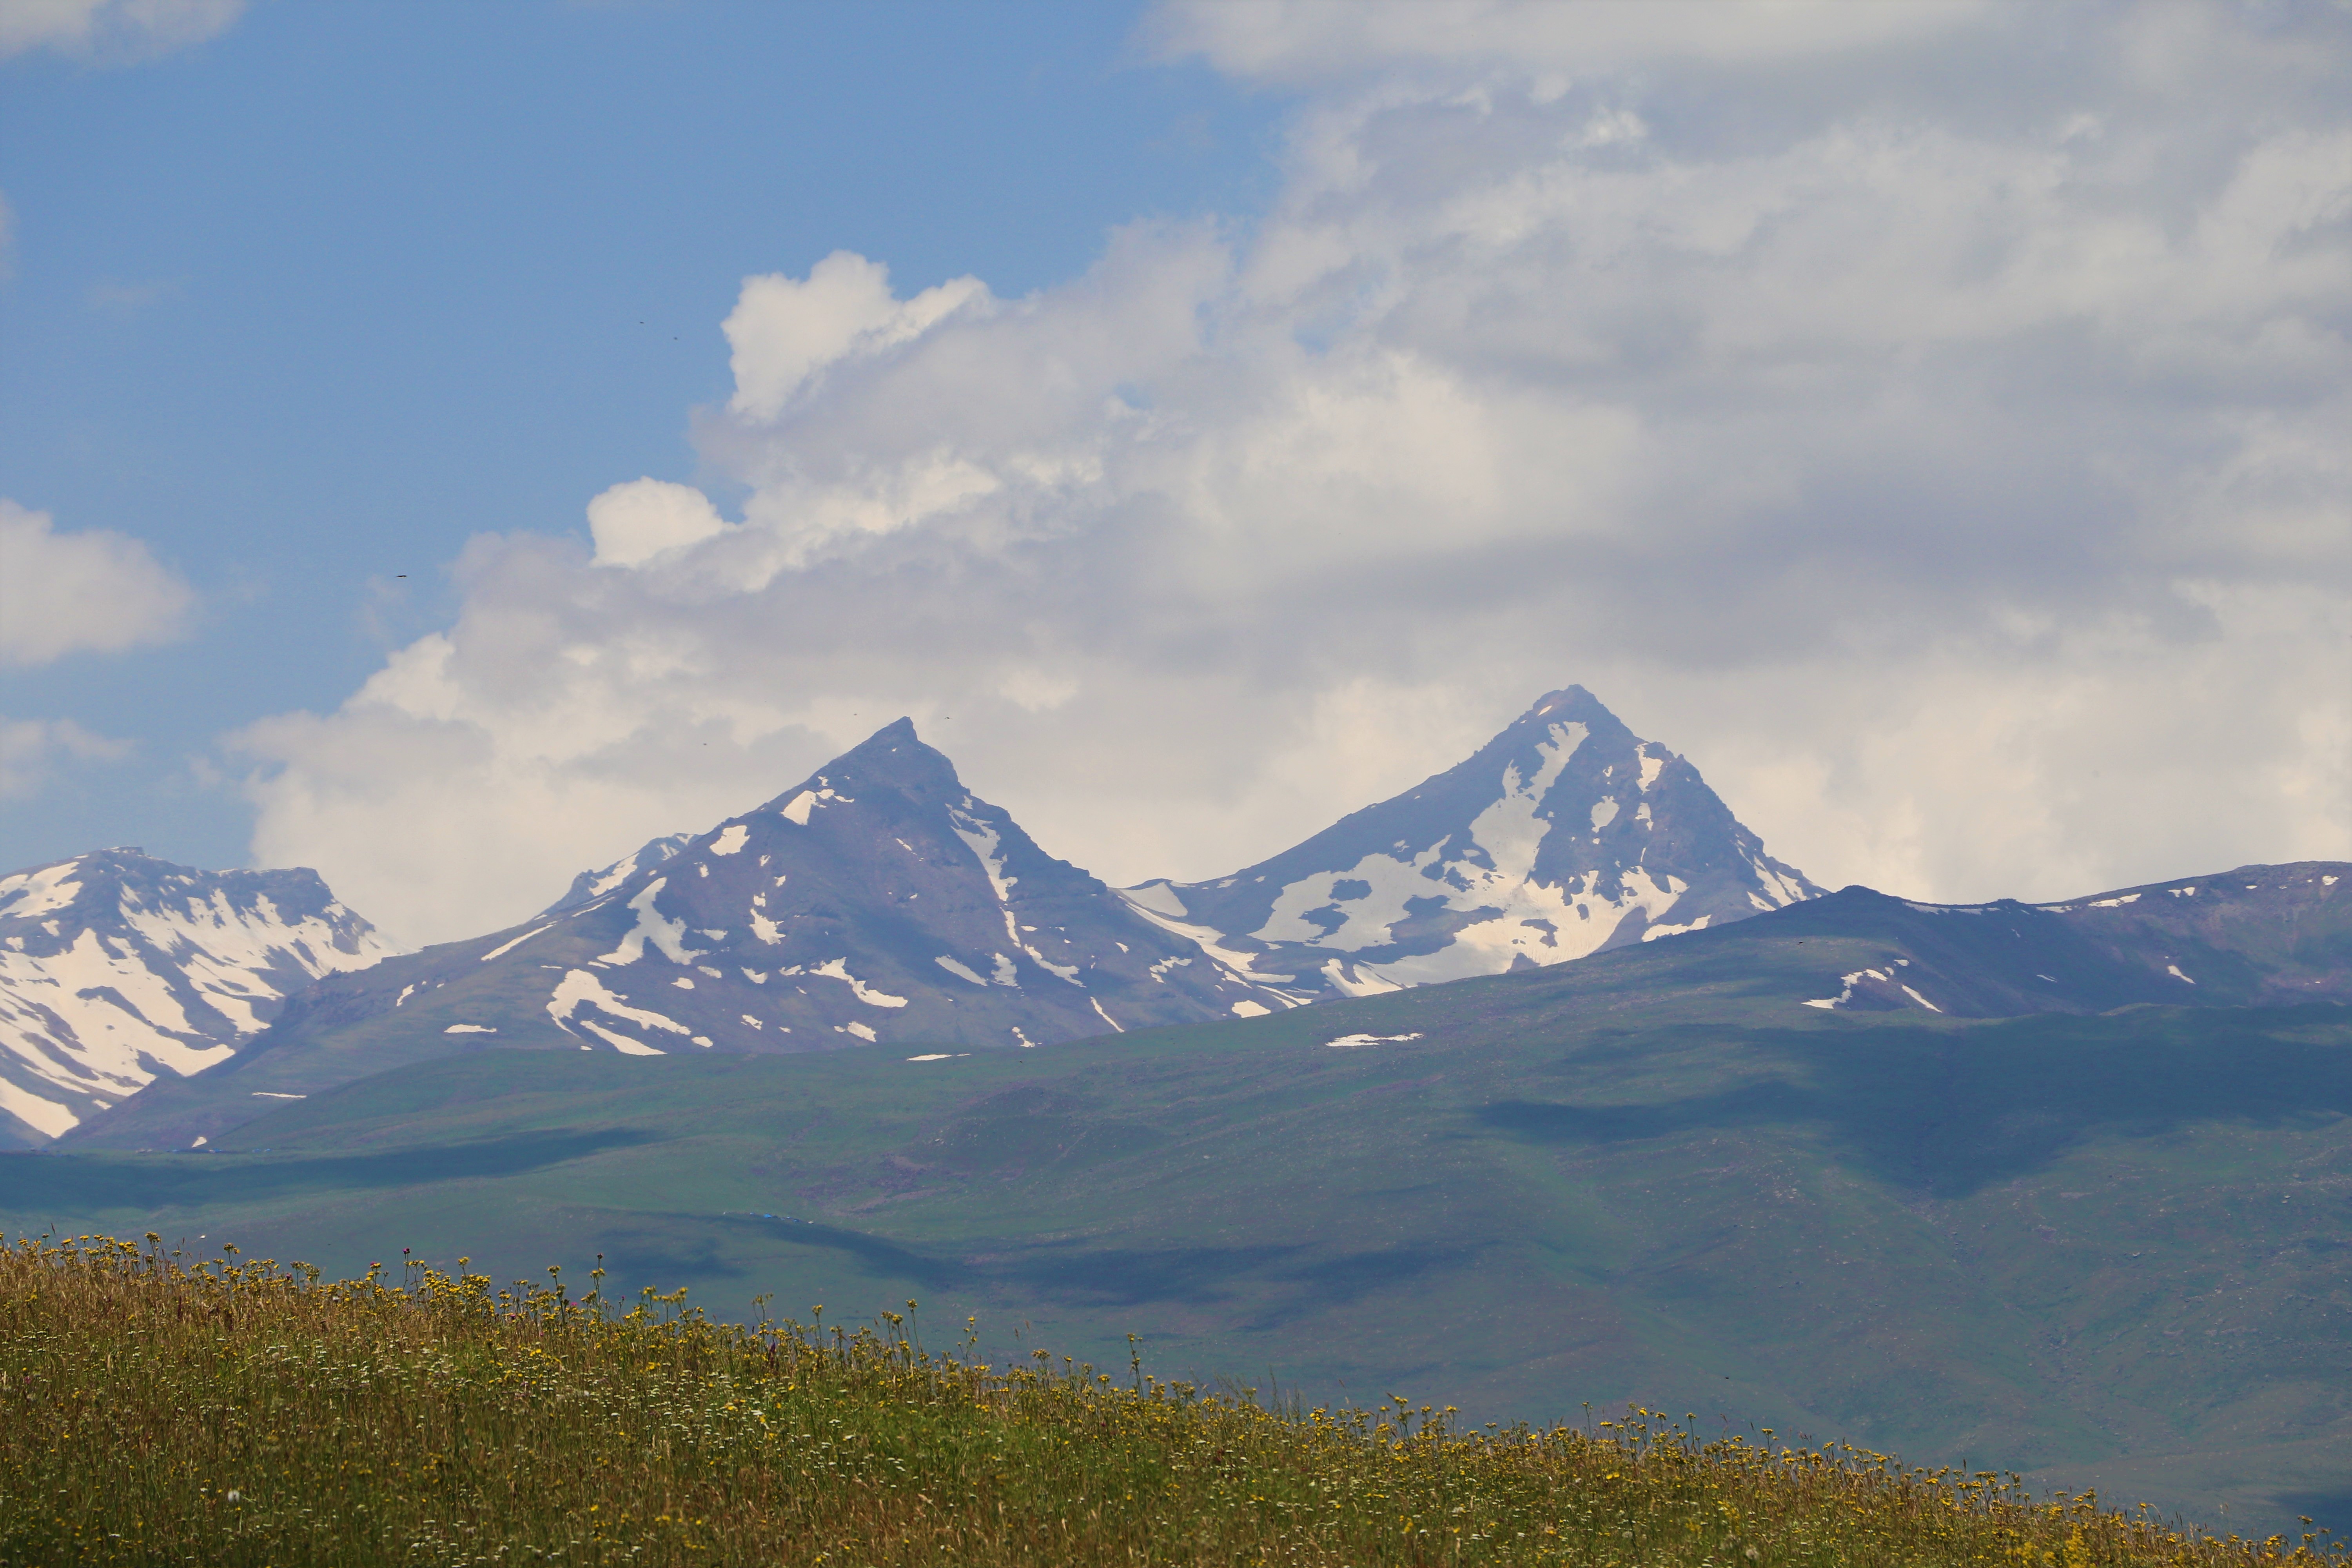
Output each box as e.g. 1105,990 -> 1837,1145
457,717 -> 1295,1051
0,848 -> 393,1144
1126,686 -> 1822,998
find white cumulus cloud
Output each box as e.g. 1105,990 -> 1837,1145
0,500 -> 194,666
239,2 -> 2351,947
586,478 -> 734,569
724,251 -> 988,421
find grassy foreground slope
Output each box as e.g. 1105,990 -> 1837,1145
8,938 -> 2348,1541
1,1237 -> 2337,1566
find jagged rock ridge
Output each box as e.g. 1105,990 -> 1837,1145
537,834 -> 691,920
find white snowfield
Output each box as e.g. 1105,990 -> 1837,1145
779,780 -> 853,826
479,924 -> 552,963
791,957 -> 909,1008
934,955 -> 990,985
0,853 -> 394,1140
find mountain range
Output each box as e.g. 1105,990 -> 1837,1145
11,686 -> 2348,1154
192,716 -> 1296,1062
5,686 -> 1813,1143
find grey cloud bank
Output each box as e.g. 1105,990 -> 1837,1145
237,1 -> 2349,948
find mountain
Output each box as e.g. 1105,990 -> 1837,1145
1124,686 -> 1822,998
0,848 -> 394,1145
1779,865 -> 2348,1017
536,833 -> 691,919
59,720 -> 1294,1151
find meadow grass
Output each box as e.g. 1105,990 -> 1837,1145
0,1236 -> 2337,1566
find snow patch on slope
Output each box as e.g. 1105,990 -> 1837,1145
1116,889 -> 1302,993
479,925 -> 551,963
947,801 -> 1092,987
547,968 -> 688,1050
0,863 -> 83,921
596,880 -> 706,965
780,780 -> 853,826
803,957 -> 908,1008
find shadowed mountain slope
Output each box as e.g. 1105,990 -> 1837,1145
1751,864 -> 2348,1018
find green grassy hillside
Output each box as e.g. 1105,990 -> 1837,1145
9,955 -> 2347,1541
1,1237 -> 2335,1566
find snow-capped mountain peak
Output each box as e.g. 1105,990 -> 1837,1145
0,848 -> 394,1143
214,720 -> 1299,1074
1133,686 -> 1821,998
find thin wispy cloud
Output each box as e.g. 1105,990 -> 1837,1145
84,278 -> 178,314
0,0 -> 243,64
0,716 -> 130,802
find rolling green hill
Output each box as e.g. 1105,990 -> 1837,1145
9,917 -> 2347,1541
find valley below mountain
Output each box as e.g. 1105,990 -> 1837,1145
10,870 -> 2348,1541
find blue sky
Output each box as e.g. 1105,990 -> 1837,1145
3,1 -> 2345,946
0,0 -> 1283,872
